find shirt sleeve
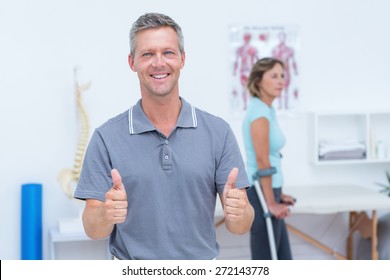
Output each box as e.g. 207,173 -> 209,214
74,129 -> 113,202
215,125 -> 251,194
248,104 -> 271,124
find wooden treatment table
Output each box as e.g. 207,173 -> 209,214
284,185 -> 390,260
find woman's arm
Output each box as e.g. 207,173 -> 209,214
250,118 -> 290,219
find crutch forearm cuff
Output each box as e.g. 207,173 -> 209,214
252,167 -> 276,180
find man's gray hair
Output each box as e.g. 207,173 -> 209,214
129,13 -> 184,57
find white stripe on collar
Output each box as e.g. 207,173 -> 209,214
128,105 -> 134,134
191,105 -> 198,127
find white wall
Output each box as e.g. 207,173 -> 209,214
1,0 -> 390,259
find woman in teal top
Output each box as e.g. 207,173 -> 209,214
242,57 -> 295,259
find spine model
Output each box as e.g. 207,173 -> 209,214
58,69 -> 91,198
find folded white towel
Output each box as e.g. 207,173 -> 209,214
319,140 -> 366,156
319,149 -> 366,160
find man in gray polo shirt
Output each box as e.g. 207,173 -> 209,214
74,13 -> 254,260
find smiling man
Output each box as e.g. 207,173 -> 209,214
74,13 -> 254,260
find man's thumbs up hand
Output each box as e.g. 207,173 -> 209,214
104,169 -> 128,225
223,168 -> 251,226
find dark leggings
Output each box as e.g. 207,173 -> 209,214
247,186 -> 292,260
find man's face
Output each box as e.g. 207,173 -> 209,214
128,27 -> 185,98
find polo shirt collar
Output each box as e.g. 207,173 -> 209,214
128,97 -> 197,135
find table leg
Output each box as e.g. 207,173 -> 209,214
347,212 -> 356,260
371,210 -> 378,260
215,217 -> 225,227
286,224 -> 347,260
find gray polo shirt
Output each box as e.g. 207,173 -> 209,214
74,97 -> 250,260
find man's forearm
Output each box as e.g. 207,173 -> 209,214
82,204 -> 114,240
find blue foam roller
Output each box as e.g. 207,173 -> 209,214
21,183 -> 42,260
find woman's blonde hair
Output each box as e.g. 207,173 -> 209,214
247,57 -> 284,97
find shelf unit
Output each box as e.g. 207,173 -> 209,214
49,229 -> 111,260
310,111 -> 390,165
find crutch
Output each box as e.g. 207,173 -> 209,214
252,167 -> 278,260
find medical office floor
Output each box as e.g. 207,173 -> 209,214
215,223 -> 333,260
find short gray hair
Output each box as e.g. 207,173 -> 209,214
129,13 -> 184,57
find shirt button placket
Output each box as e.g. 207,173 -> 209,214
162,138 -> 172,169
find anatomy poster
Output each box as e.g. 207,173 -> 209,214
230,25 -> 300,116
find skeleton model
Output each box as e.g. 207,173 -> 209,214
58,69 -> 91,199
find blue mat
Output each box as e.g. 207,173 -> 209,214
21,183 -> 42,260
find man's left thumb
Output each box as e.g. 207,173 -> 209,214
225,167 -> 238,190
